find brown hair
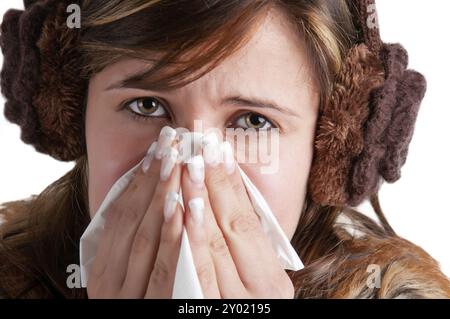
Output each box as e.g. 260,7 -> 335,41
79,0 -> 355,105
0,157 -> 89,298
1,0 -> 449,298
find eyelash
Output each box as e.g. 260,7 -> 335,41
121,96 -> 278,130
121,97 -> 169,121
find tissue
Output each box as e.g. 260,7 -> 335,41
79,130 -> 303,298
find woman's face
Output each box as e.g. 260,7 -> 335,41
85,8 -> 320,240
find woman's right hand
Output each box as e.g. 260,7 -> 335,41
87,128 -> 184,298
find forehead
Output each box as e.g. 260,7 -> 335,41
96,7 -> 318,103
188,7 -> 317,95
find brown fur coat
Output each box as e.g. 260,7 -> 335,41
0,198 -> 449,299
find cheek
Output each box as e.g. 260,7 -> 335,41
85,130 -> 138,218
241,134 -> 314,239
84,91 -> 159,217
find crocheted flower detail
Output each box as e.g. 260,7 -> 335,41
308,43 -> 385,206
348,43 -> 427,206
1,0 -> 85,161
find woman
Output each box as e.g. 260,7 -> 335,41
0,0 -> 449,298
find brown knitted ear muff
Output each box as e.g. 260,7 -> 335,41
0,0 -> 427,207
1,0 -> 85,161
308,0 -> 427,207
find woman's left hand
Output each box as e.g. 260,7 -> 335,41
180,141 -> 295,299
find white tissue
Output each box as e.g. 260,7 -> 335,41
79,131 -> 303,298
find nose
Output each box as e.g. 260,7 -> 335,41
173,108 -> 224,135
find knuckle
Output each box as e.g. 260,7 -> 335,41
149,260 -> 171,288
207,169 -> 229,187
196,262 -> 215,292
106,201 -> 122,223
127,177 -> 140,193
122,205 -> 141,224
132,228 -> 153,254
129,169 -> 156,190
209,234 -> 229,256
152,189 -> 165,206
103,212 -> 116,231
230,179 -> 244,195
189,229 -> 207,246
229,212 -> 260,235
160,223 -> 180,246
142,164 -> 160,180
109,197 -> 130,224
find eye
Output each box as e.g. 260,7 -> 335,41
125,97 -> 168,118
234,112 -> 275,130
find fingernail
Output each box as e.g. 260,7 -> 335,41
189,197 -> 204,225
155,126 -> 177,160
187,155 -> 205,186
201,131 -> 220,148
160,147 -> 179,181
164,191 -> 179,222
220,141 -> 235,175
202,132 -> 221,167
179,132 -> 204,163
142,142 -> 157,173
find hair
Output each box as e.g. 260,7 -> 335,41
78,0 -> 356,106
1,0 -> 449,298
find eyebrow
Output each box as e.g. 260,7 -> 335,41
106,66 -> 159,91
106,70 -> 301,118
222,96 -> 301,118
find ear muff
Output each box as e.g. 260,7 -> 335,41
34,1 -> 86,161
1,0 -> 85,161
2,1 -> 59,156
348,43 -> 426,206
24,0 -> 39,9
307,0 -> 427,207
308,43 -> 385,206
0,0 -> 428,199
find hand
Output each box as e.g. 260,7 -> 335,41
87,127 -> 185,298
87,128 -> 294,299
181,135 -> 295,299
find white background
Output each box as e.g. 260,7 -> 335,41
0,1 -> 449,277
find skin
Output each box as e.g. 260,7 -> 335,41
84,7 -> 320,298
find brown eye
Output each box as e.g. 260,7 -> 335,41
235,112 -> 273,130
126,97 -> 168,117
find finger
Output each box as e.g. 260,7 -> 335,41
203,136 -> 283,292
145,191 -> 183,298
103,126 -> 177,291
89,202 -> 120,288
122,147 -> 181,297
89,140 -> 158,290
185,195 -> 221,298
182,155 -> 245,298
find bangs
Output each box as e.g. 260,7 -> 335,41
80,0 -> 272,90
